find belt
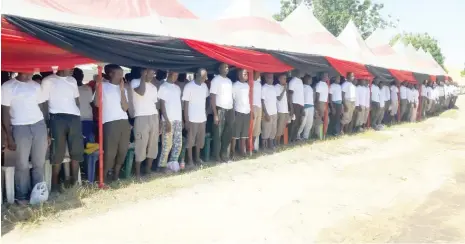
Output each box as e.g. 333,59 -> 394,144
304,104 -> 314,108
332,100 -> 342,105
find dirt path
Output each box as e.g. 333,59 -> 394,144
3,99 -> 465,243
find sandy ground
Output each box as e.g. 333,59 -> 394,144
2,99 -> 465,243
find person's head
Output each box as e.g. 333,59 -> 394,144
253,71 -> 261,80
332,75 -> 341,84
32,74 -> 43,84
141,68 -> 156,82
264,73 -> 274,84
177,73 -> 187,82
318,72 -> 329,82
218,63 -> 229,77
2,71 -> 11,84
278,73 -> 287,85
291,69 -> 302,78
104,64 -> 124,84
167,71 -> 179,83
16,72 -> 33,81
303,74 -> 311,85
40,71 -> 54,79
195,68 -> 208,83
56,69 -> 73,77
346,72 -> 355,82
395,80 -> 401,86
373,78 -> 380,86
237,69 -> 248,82
379,81 -> 384,88
73,68 -> 84,86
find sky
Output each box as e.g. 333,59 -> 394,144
179,0 -> 465,69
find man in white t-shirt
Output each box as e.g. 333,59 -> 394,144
381,80 -> 391,124
406,83 -> 415,121
328,75 -> 342,136
287,70 -> 305,142
354,80 -> 366,131
1,73 -> 48,204
390,80 -> 400,123
315,72 -> 330,138
420,80 -> 428,119
426,81 -> 435,115
341,72 -> 357,133
261,73 -> 278,150
183,68 -> 209,167
130,68 -> 159,179
297,75 -> 314,140
42,69 -> 84,189
370,79 -> 382,128
231,69 -> 251,158
275,73 -> 289,147
251,71 -> 262,151
438,81 -> 446,111
399,81 -> 409,121
410,84 -> 420,122
94,64 -> 131,182
210,63 -> 234,162
158,71 -> 183,173
74,68 -> 95,144
362,80 -> 371,128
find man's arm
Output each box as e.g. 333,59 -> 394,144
120,89 -> 129,112
210,94 -> 218,122
183,101 -> 189,123
261,99 -> 269,121
1,106 -> 15,150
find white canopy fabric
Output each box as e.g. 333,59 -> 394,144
281,3 -> 363,63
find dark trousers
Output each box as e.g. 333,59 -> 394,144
329,103 -> 342,135
212,107 -> 235,159
290,103 -> 304,141
103,119 -> 131,177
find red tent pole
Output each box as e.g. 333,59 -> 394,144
248,70 -> 254,155
97,66 -> 104,188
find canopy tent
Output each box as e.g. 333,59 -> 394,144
278,2 -> 372,78
392,41 -> 433,82
1,0 -> 293,73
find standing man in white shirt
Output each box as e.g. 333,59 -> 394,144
297,75 -> 314,140
158,71 -> 183,172
370,79 -> 382,129
426,81 -> 435,115
438,81 -> 446,111
210,63 -> 234,162
2,73 -> 48,204
94,64 -> 131,182
261,73 -> 278,150
390,80 -> 400,123
130,68 -> 159,179
182,68 -> 209,167
420,80 -> 428,120
74,68 -> 95,144
315,72 -> 329,138
231,69 -> 251,159
275,73 -> 289,147
341,72 -> 357,134
287,70 -> 305,142
42,69 -> 83,190
328,75 -> 342,136
406,83 -> 415,121
399,81 -> 409,121
363,80 -> 371,128
251,71 -> 262,152
411,84 -> 420,122
381,81 -> 391,124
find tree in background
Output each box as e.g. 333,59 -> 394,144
273,0 -> 397,38
390,33 -> 446,70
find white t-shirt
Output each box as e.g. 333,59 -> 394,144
261,84 -> 277,116
371,85 -> 380,103
438,86 -> 445,97
421,84 -> 428,97
412,89 -> 419,105
182,81 -> 209,123
355,85 -> 365,107
41,74 -> 80,116
379,87 -> 386,108
303,84 -> 314,105
399,85 -> 408,100
315,81 -> 329,102
329,83 -> 342,102
210,75 -> 233,109
382,86 -> 390,101
288,77 -> 304,105
232,81 -> 250,114
391,85 -> 399,102
426,87 -> 434,100
275,84 -> 289,113
130,79 -> 158,117
341,81 -> 356,102
253,79 -> 262,108
158,82 -> 182,122
406,88 -> 414,103
1,79 -> 44,125
364,86 -> 371,108
78,85 -> 94,121
101,82 -> 129,124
